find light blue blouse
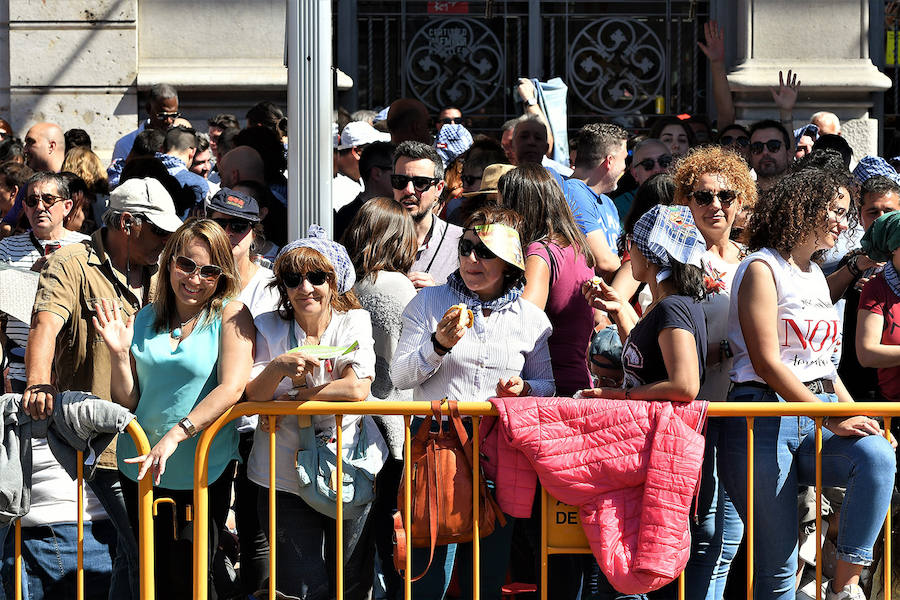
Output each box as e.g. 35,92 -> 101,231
117,303 -> 238,489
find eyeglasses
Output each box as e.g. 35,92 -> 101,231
689,189 -> 739,208
390,174 -> 440,192
438,117 -> 460,125
24,193 -> 68,208
172,255 -> 223,281
749,140 -> 784,155
282,270 -> 329,288
211,218 -> 252,235
720,135 -> 750,148
460,175 -> 482,187
458,238 -> 497,260
155,111 -> 181,121
635,155 -> 673,170
141,219 -> 171,237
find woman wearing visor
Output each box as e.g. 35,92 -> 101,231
391,206 -> 554,600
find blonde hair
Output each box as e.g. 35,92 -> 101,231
152,218 -> 240,333
62,146 -> 108,195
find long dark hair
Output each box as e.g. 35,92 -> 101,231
497,164 -> 595,268
669,262 -> 707,301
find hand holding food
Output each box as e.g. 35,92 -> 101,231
434,303 -> 472,352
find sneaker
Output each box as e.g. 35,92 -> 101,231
825,582 -> 867,600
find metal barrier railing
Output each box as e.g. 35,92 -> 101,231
191,400 -> 900,600
8,419 -> 154,600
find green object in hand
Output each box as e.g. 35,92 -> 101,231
287,340 -> 359,359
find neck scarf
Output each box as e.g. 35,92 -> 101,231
446,270 -> 523,312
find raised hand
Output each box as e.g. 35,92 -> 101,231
582,279 -> 625,316
698,21 -> 725,64
770,69 -> 800,113
92,299 -> 134,356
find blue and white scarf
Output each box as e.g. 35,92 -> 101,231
446,270 -> 523,313
884,260 -> 900,299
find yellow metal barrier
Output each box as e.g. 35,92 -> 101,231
8,419 -> 154,600
190,400 -> 900,600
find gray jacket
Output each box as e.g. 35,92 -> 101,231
0,391 -> 134,526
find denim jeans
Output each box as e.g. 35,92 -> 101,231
87,469 -> 139,600
719,385 -> 896,600
684,419 -> 743,600
257,488 -> 373,600
1,520 -> 116,600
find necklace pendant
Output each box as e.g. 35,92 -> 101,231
172,327 -> 182,340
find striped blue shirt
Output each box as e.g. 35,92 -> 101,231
391,283 -> 555,403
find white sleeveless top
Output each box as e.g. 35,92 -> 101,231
729,248 -> 839,384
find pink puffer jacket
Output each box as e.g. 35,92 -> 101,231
480,396 -> 707,594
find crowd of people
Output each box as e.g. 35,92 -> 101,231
1,19 -> 900,600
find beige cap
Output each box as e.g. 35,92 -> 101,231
108,178 -> 183,233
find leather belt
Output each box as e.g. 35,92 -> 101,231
731,378 -> 835,395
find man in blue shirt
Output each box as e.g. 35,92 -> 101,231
564,123 -> 628,276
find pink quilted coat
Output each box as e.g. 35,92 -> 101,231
480,396 -> 708,594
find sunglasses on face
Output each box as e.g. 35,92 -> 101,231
155,111 -> 181,121
720,135 -> 750,148
173,255 -> 223,281
142,219 -> 171,237
460,174 -> 482,187
635,155 -> 673,170
438,117 -> 460,125
689,189 -> 739,208
458,238 -> 497,260
749,140 -> 783,155
390,174 -> 440,192
211,218 -> 252,235
282,270 -> 329,288
24,193 -> 67,208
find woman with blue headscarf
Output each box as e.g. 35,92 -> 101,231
245,225 -> 387,600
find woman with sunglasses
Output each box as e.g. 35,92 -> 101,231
717,124 -> 751,162
94,218 -> 254,599
391,206 -> 554,600
245,226 -> 386,600
581,203 -> 709,599
670,146 -> 755,600
720,168 -> 895,600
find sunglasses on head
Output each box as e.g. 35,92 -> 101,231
173,255 -> 223,281
211,218 -> 252,235
460,174 -> 482,187
24,193 -> 67,208
749,139 -> 784,155
390,174 -> 440,192
720,135 -> 750,148
458,238 -> 497,260
689,189 -> 739,208
282,270 -> 329,288
635,155 -> 673,170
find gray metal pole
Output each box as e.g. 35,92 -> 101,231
287,0 -> 333,242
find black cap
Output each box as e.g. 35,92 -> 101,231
207,187 -> 260,222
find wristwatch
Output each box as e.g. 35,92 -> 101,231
178,417 -> 198,438
431,331 -> 452,355
846,254 -> 861,278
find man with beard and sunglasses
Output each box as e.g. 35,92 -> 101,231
21,177 -> 182,600
391,141 -> 463,289
748,119 -> 793,192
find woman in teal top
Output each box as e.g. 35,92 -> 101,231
94,218 -> 255,600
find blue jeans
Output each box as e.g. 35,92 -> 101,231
257,488 -> 373,600
684,419 -> 743,600
719,385 -> 895,600
410,513 -> 515,600
1,520 -> 115,600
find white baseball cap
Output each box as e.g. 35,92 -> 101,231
337,121 -> 390,150
108,178 -> 183,233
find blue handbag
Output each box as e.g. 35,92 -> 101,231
294,416 -> 377,520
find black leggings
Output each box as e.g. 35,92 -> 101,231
120,462 -> 235,600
